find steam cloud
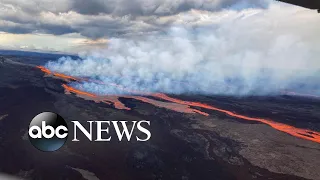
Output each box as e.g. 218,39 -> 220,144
46,3 -> 320,96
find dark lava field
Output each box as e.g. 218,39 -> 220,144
0,54 -> 320,180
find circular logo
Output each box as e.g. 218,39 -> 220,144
28,112 -> 68,152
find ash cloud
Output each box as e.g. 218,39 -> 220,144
46,4 -> 320,96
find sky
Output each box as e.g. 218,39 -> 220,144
0,0 -> 317,53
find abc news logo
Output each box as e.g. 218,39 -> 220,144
28,112 -> 151,152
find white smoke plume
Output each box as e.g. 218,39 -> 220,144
46,3 -> 320,96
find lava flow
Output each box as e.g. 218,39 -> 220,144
62,83 -> 208,115
62,84 -> 96,98
37,66 -> 79,81
151,93 -> 320,144
36,66 -> 320,144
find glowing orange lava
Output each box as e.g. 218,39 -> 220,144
126,95 -> 209,115
151,93 -> 320,144
36,66 -> 51,74
53,73 -> 78,81
62,84 -> 96,98
36,66 -> 320,144
37,66 -> 79,81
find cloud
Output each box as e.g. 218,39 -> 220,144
70,0 -> 269,16
0,20 -> 34,34
45,4 -> 320,96
0,0 -> 270,39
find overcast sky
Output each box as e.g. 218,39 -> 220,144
0,0 -> 318,53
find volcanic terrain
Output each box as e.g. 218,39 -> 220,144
0,54 -> 320,180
